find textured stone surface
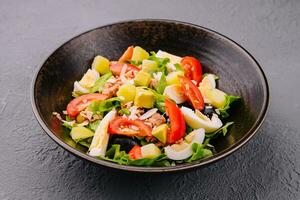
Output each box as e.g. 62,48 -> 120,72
0,0 -> 299,199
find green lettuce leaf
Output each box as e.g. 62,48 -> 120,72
150,89 -> 166,113
88,97 -> 121,114
129,60 -> 142,66
62,122 -> 73,130
154,73 -> 167,94
186,143 -> 213,162
148,52 -> 170,75
205,122 -> 234,139
78,140 -> 91,148
104,144 -> 170,166
87,120 -> 100,132
104,144 -> 131,165
218,95 -> 240,118
118,108 -> 131,115
174,63 -> 184,72
130,154 -> 171,167
89,72 -> 112,93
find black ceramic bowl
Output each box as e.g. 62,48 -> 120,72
31,19 -> 269,172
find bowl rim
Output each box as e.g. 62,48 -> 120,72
31,19 -> 270,172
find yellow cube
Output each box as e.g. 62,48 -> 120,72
117,84 -> 136,103
92,55 -> 110,75
134,71 -> 151,87
134,89 -> 154,108
131,46 -> 149,62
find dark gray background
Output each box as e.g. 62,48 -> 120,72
0,0 -> 299,199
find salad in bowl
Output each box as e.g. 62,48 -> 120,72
54,46 -> 240,167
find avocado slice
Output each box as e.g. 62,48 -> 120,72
141,143 -> 161,159
70,127 -> 94,142
134,88 -> 155,108
152,124 -> 168,144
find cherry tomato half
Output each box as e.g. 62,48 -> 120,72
109,63 -> 140,76
179,76 -> 204,110
128,145 -> 143,160
108,117 -> 152,137
165,99 -> 186,144
66,93 -> 107,118
181,56 -> 202,86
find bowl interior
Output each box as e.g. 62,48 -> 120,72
33,20 -> 268,172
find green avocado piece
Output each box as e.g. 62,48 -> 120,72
134,88 -> 155,108
152,124 -> 168,144
70,127 -> 94,142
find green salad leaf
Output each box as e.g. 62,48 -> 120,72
186,143 -> 213,162
62,122 -> 73,130
148,52 -> 170,75
78,139 -> 91,148
88,97 -> 121,114
129,60 -> 142,66
87,120 -> 100,132
104,144 -> 171,166
150,89 -> 166,113
174,63 -> 184,72
218,95 -> 240,118
206,122 -> 234,139
104,144 -> 131,165
118,108 -> 131,115
89,72 -> 112,93
154,73 -> 167,94
130,154 -> 171,167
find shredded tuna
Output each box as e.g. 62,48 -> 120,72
125,71 -> 135,79
145,113 -> 166,127
102,77 -> 122,98
80,110 -> 94,121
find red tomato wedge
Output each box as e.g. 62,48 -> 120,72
179,76 -> 204,110
109,63 -> 140,76
181,56 -> 202,86
128,146 -> 142,160
118,46 -> 134,63
66,93 -> 108,118
108,117 -> 152,137
165,99 -> 186,144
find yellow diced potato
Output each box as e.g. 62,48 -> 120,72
134,71 -> 151,87
92,55 -> 110,75
131,46 -> 149,62
117,84 -> 136,103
